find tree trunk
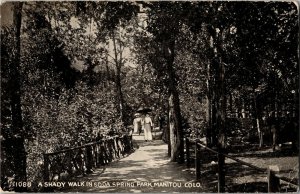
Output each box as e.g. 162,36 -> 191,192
211,89 -> 218,146
216,56 -> 226,150
208,32 -> 219,148
166,40 -> 184,163
167,102 -> 171,157
229,92 -> 233,116
168,90 -> 184,163
111,31 -> 125,124
206,94 -> 212,146
11,2 -> 27,191
209,25 -> 226,152
205,61 -> 212,147
252,89 -> 263,147
241,98 -> 246,118
216,46 -> 226,194
168,94 -> 176,159
116,64 -> 125,123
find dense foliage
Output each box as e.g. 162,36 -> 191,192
1,1 -> 298,191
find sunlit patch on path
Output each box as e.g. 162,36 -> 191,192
62,137 -> 203,193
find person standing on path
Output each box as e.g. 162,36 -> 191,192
133,113 -> 142,135
143,113 -> 153,141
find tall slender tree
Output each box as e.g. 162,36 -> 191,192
10,2 -> 27,191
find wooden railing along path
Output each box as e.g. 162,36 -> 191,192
185,136 -> 299,193
43,134 -> 133,184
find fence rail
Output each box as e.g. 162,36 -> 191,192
185,136 -> 298,193
43,134 -> 133,185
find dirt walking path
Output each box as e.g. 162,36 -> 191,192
59,135 -> 298,193
62,137 -> 204,193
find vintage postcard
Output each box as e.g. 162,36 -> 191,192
1,1 -> 299,193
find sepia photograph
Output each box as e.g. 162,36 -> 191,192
1,1 -> 299,193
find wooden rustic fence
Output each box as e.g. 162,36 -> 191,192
185,136 -> 298,193
43,134 -> 133,183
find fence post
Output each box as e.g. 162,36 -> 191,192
85,145 -> 93,173
108,139 -> 113,162
129,135 -> 133,151
43,154 -> 50,182
268,166 -> 280,192
43,154 -> 55,192
66,151 -> 73,175
100,141 -> 106,165
124,135 -> 130,154
186,137 -> 190,168
195,139 -> 201,180
218,147 -> 225,193
93,144 -> 99,167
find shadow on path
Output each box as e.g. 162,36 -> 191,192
61,139 -> 205,193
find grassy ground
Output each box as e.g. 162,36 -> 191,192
186,145 -> 298,192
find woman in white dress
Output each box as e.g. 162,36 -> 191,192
143,114 -> 153,141
133,113 -> 142,134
